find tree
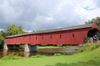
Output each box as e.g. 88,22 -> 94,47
0,31 -> 5,46
6,24 -> 25,36
85,17 -> 100,24
86,17 -> 100,29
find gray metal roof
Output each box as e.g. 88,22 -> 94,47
6,24 -> 92,38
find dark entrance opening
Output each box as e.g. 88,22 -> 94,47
87,28 -> 98,38
87,28 -> 99,42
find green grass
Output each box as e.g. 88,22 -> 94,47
0,44 -> 100,66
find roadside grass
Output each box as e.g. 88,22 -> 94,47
0,43 -> 100,66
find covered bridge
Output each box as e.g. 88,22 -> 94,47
5,23 -> 99,45
3,23 -> 99,57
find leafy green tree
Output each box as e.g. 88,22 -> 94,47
0,31 -> 5,45
86,17 -> 100,29
85,17 -> 100,24
6,24 -> 25,36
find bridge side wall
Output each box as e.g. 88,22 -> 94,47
5,28 -> 92,45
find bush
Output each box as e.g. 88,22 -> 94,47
84,43 -> 98,51
77,43 -> 99,53
84,37 -> 89,43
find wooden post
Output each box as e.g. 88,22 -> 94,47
3,43 -> 8,56
24,44 -> 30,57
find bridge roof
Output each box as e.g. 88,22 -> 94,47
6,23 -> 95,38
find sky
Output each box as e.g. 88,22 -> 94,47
0,0 -> 100,32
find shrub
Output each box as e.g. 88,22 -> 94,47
77,43 -> 99,53
84,37 -> 89,43
84,43 -> 98,51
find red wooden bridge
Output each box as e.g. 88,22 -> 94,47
3,23 -> 99,57
5,23 -> 98,45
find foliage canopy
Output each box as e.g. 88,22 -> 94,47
6,24 -> 25,36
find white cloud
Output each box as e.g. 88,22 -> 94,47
0,0 -> 100,31
75,0 -> 100,20
94,0 -> 100,7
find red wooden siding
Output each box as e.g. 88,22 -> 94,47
5,23 -> 98,45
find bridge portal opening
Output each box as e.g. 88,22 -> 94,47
87,28 -> 99,43
87,28 -> 98,38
